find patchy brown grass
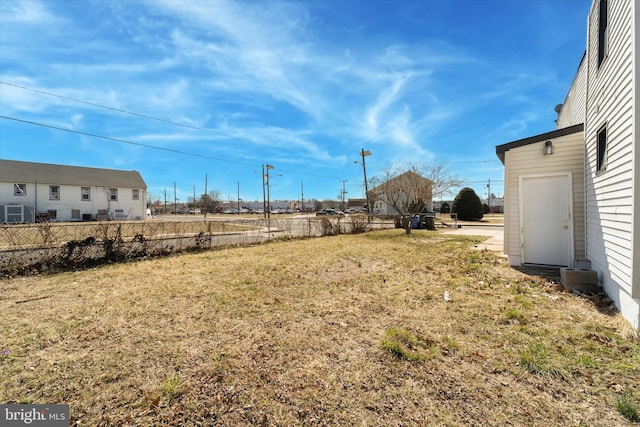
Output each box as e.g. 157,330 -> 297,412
0,229 -> 638,426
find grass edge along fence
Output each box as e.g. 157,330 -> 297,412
0,215 -> 390,277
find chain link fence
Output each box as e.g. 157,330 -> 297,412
0,215 -> 393,277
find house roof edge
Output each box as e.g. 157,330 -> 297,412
495,123 -> 584,164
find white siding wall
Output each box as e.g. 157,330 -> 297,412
557,56 -> 588,129
0,182 -> 147,221
634,0 -> 640,303
503,131 -> 586,266
585,0 -> 638,329
0,182 -> 30,205
34,183 -> 90,220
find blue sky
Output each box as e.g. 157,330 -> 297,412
0,0 -> 590,205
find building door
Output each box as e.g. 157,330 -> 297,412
521,175 -> 572,266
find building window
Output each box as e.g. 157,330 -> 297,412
49,185 -> 60,200
47,210 -> 57,220
109,188 -> 118,201
71,209 -> 81,219
132,189 -> 140,200
597,125 -> 607,172
14,183 -> 26,196
598,0 -> 608,67
81,187 -> 91,201
5,204 -> 24,223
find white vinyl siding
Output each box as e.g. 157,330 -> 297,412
585,0 -> 638,328
557,57 -> 587,129
633,0 -> 640,301
502,131 -> 586,266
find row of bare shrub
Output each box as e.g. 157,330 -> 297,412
0,215 -> 388,277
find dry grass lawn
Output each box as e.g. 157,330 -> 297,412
1,229 -> 638,426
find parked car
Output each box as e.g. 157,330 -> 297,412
316,209 -> 344,216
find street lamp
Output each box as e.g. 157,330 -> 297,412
358,148 -> 372,223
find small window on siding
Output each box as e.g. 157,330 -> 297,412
132,189 -> 140,200
47,210 -> 57,220
81,187 -> 91,201
598,0 -> 608,67
597,125 -> 607,172
49,185 -> 60,200
71,209 -> 81,219
109,188 -> 118,201
14,183 -> 26,196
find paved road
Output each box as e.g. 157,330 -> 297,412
443,225 -> 504,253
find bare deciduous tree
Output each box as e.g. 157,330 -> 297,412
200,190 -> 222,215
368,162 -> 463,235
422,161 -> 465,202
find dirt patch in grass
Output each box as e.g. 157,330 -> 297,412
1,229 -> 638,426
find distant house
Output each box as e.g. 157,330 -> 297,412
0,159 -> 147,223
368,171 -> 433,215
496,0 -> 639,330
434,198 -> 504,214
347,198 -> 367,212
482,197 -> 504,214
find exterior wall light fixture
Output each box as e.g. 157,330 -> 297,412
543,140 -> 554,156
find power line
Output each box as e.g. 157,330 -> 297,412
1,81 -> 505,176
0,81 -> 211,132
0,115 -> 346,181
1,115 -> 259,168
0,82 -> 349,181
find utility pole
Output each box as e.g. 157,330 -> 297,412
266,164 -> 274,220
265,164 -> 274,236
204,173 -> 208,218
237,181 -> 241,213
173,182 -> 177,214
360,148 -> 372,222
301,181 -> 304,213
341,180 -> 348,212
262,164 -> 267,219
487,179 -> 491,213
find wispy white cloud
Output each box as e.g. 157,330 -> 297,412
364,74 -> 412,140
0,0 -> 61,25
0,0 -> 592,200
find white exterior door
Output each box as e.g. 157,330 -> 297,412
521,175 -> 572,266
